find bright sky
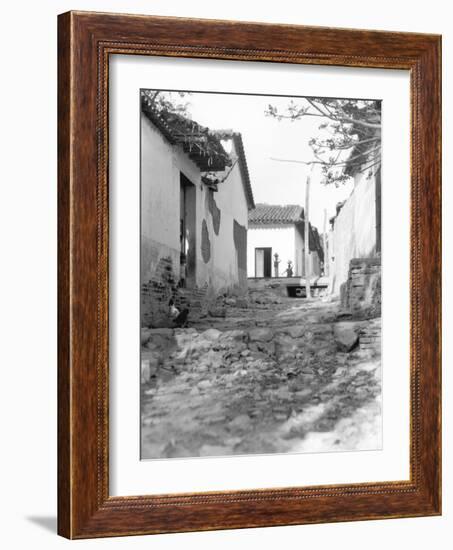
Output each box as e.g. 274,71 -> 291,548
162,91 -> 354,231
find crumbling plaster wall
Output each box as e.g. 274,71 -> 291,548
196,138 -> 249,293
141,115 -> 249,325
330,171 -> 378,294
141,114 -> 200,286
341,257 -> 381,319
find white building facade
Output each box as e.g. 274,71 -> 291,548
141,96 -> 255,325
247,204 -> 323,279
328,168 -> 381,294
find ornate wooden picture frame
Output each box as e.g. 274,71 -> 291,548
58,11 -> 441,539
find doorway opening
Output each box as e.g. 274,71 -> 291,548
255,247 -> 272,278
180,173 -> 196,287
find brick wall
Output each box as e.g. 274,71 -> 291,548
340,257 -> 381,319
359,318 -> 381,352
141,256 -> 178,328
141,255 -> 216,328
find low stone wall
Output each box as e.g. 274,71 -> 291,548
340,257 -> 381,319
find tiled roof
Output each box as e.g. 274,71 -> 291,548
232,133 -> 255,210
248,204 -> 304,225
141,93 -> 255,210
249,204 -> 324,259
141,94 -> 231,172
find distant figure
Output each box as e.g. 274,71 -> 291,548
285,260 -> 293,278
168,298 -> 189,328
273,253 -> 281,277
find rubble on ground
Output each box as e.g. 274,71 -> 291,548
141,288 -> 381,459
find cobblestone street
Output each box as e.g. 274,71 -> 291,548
141,290 -> 381,459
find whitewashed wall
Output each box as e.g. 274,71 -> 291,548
141,114 -> 249,291
247,225 -> 296,277
196,138 -> 250,291
294,227 -> 322,277
330,171 -> 378,293
141,113 -> 199,284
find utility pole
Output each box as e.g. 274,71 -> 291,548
304,171 -> 311,300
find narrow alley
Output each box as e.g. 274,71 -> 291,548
141,289 -> 381,459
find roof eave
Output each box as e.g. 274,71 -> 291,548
232,133 -> 255,210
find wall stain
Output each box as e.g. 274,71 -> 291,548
233,219 -> 247,271
207,189 -> 221,235
201,219 -> 211,263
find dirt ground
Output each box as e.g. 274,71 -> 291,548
140,291 -> 382,459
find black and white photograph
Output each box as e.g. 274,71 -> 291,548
140,89 -> 382,460
1,1 -> 446,546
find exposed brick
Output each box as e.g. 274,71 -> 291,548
141,256 -> 178,328
141,254 -> 222,328
341,257 -> 381,319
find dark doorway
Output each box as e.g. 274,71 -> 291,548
255,247 -> 272,277
180,173 -> 196,287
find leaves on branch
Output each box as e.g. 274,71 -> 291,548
141,90 -> 192,117
266,97 -> 381,185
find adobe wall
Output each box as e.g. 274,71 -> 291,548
140,115 -> 250,326
197,137 -> 250,293
330,171 -> 378,294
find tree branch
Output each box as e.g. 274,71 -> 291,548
270,144 -> 380,169
273,107 -> 381,129
306,98 -> 331,118
313,136 -> 380,151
